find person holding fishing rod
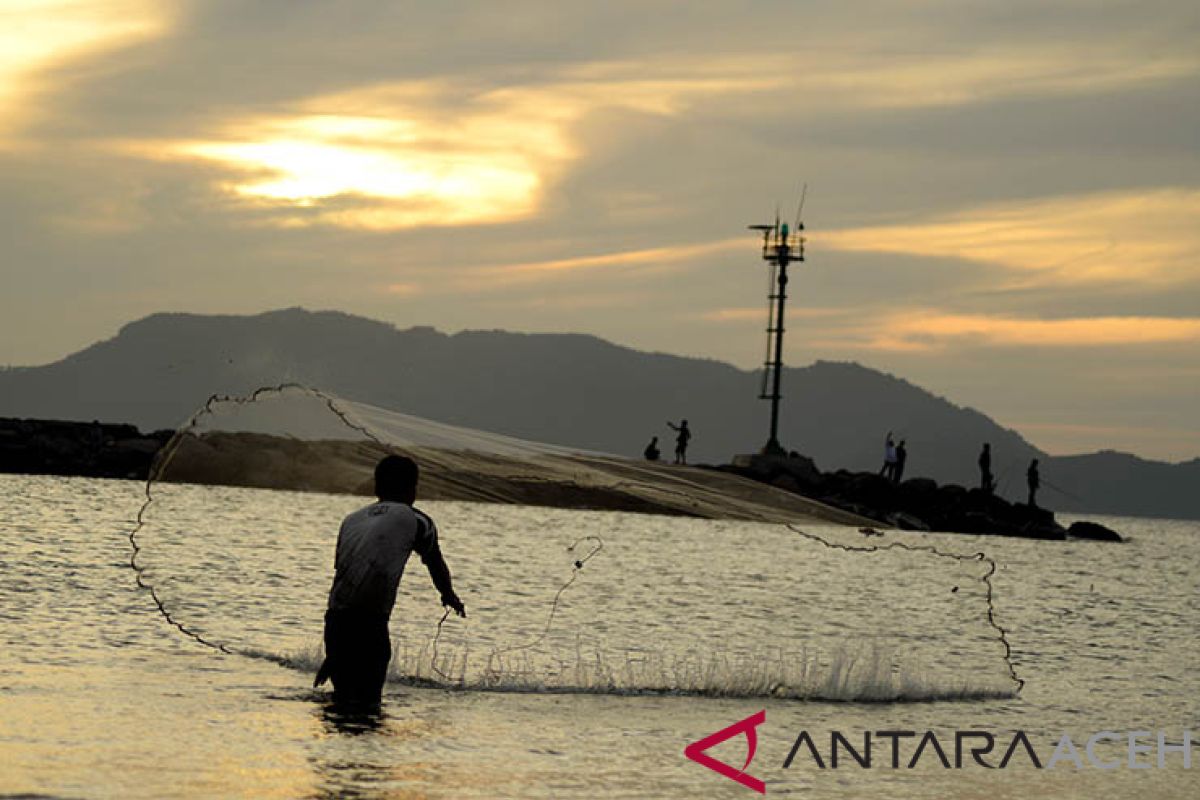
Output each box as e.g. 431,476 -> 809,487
978,443 -> 994,494
1027,459 -> 1041,507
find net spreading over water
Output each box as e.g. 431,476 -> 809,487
129,385 -> 1023,702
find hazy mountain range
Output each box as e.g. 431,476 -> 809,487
1,308 -> 1195,519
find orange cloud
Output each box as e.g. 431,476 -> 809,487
466,238 -> 746,288
383,282 -> 420,297
133,66 -> 777,231
102,35 -> 1199,231
0,1 -> 167,142
702,304 -> 1200,352
820,189 -> 1200,287
826,311 -> 1200,352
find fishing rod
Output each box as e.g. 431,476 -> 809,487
995,459 -> 1021,498
1042,478 -> 1084,502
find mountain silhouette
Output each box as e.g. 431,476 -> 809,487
1,307 -> 1195,519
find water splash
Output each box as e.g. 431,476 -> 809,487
260,641 -> 1015,704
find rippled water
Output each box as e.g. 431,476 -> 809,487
1,474 -> 1196,798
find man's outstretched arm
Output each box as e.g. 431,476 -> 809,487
422,539 -> 465,617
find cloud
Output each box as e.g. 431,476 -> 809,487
0,0 -> 167,141
383,282 -> 420,297
65,22 -> 1200,232
799,310 -> 1200,352
768,45 -> 1200,110
114,66 -> 779,231
820,189 -> 1200,287
466,237 -> 745,288
702,300 -> 1200,352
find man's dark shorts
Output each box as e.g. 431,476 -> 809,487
322,608 -> 391,705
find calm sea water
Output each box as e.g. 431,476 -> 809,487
1,473 -> 1196,798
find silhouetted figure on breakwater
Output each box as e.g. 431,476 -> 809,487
667,419 -> 691,464
894,440 -> 908,483
643,436 -> 661,462
880,431 -> 897,479
315,455 -> 465,707
1027,459 -> 1041,507
979,443 -> 994,494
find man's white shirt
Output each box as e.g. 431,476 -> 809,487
326,501 -> 437,617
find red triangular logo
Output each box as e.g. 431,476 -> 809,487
684,710 -> 767,794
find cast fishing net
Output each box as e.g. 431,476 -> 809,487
129,384 -> 1023,701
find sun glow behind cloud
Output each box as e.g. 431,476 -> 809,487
106,40 -> 1200,230
170,111 -> 546,229
158,68 -> 773,230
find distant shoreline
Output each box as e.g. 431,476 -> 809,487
0,417 -> 868,526
0,417 -> 171,481
0,416 -> 1124,541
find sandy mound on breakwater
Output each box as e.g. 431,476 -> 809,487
159,431 -> 870,525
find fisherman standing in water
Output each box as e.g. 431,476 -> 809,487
667,419 -> 692,465
315,455 -> 465,706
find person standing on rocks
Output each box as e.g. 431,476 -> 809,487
979,443 -> 994,494
880,431 -> 897,480
1027,459 -> 1041,507
667,420 -> 692,465
893,440 -> 908,484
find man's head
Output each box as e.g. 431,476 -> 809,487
375,455 -> 419,504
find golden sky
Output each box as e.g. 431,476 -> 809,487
2,0 -> 1198,459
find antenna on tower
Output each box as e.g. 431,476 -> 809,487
747,186 -> 808,455
793,182 -> 807,231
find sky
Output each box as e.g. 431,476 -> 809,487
2,1 -> 1198,460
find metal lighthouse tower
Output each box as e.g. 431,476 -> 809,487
749,194 -> 807,455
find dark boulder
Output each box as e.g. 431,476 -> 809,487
1019,520 -> 1068,540
1067,520 -> 1124,542
845,471 -> 899,508
900,477 -> 939,495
